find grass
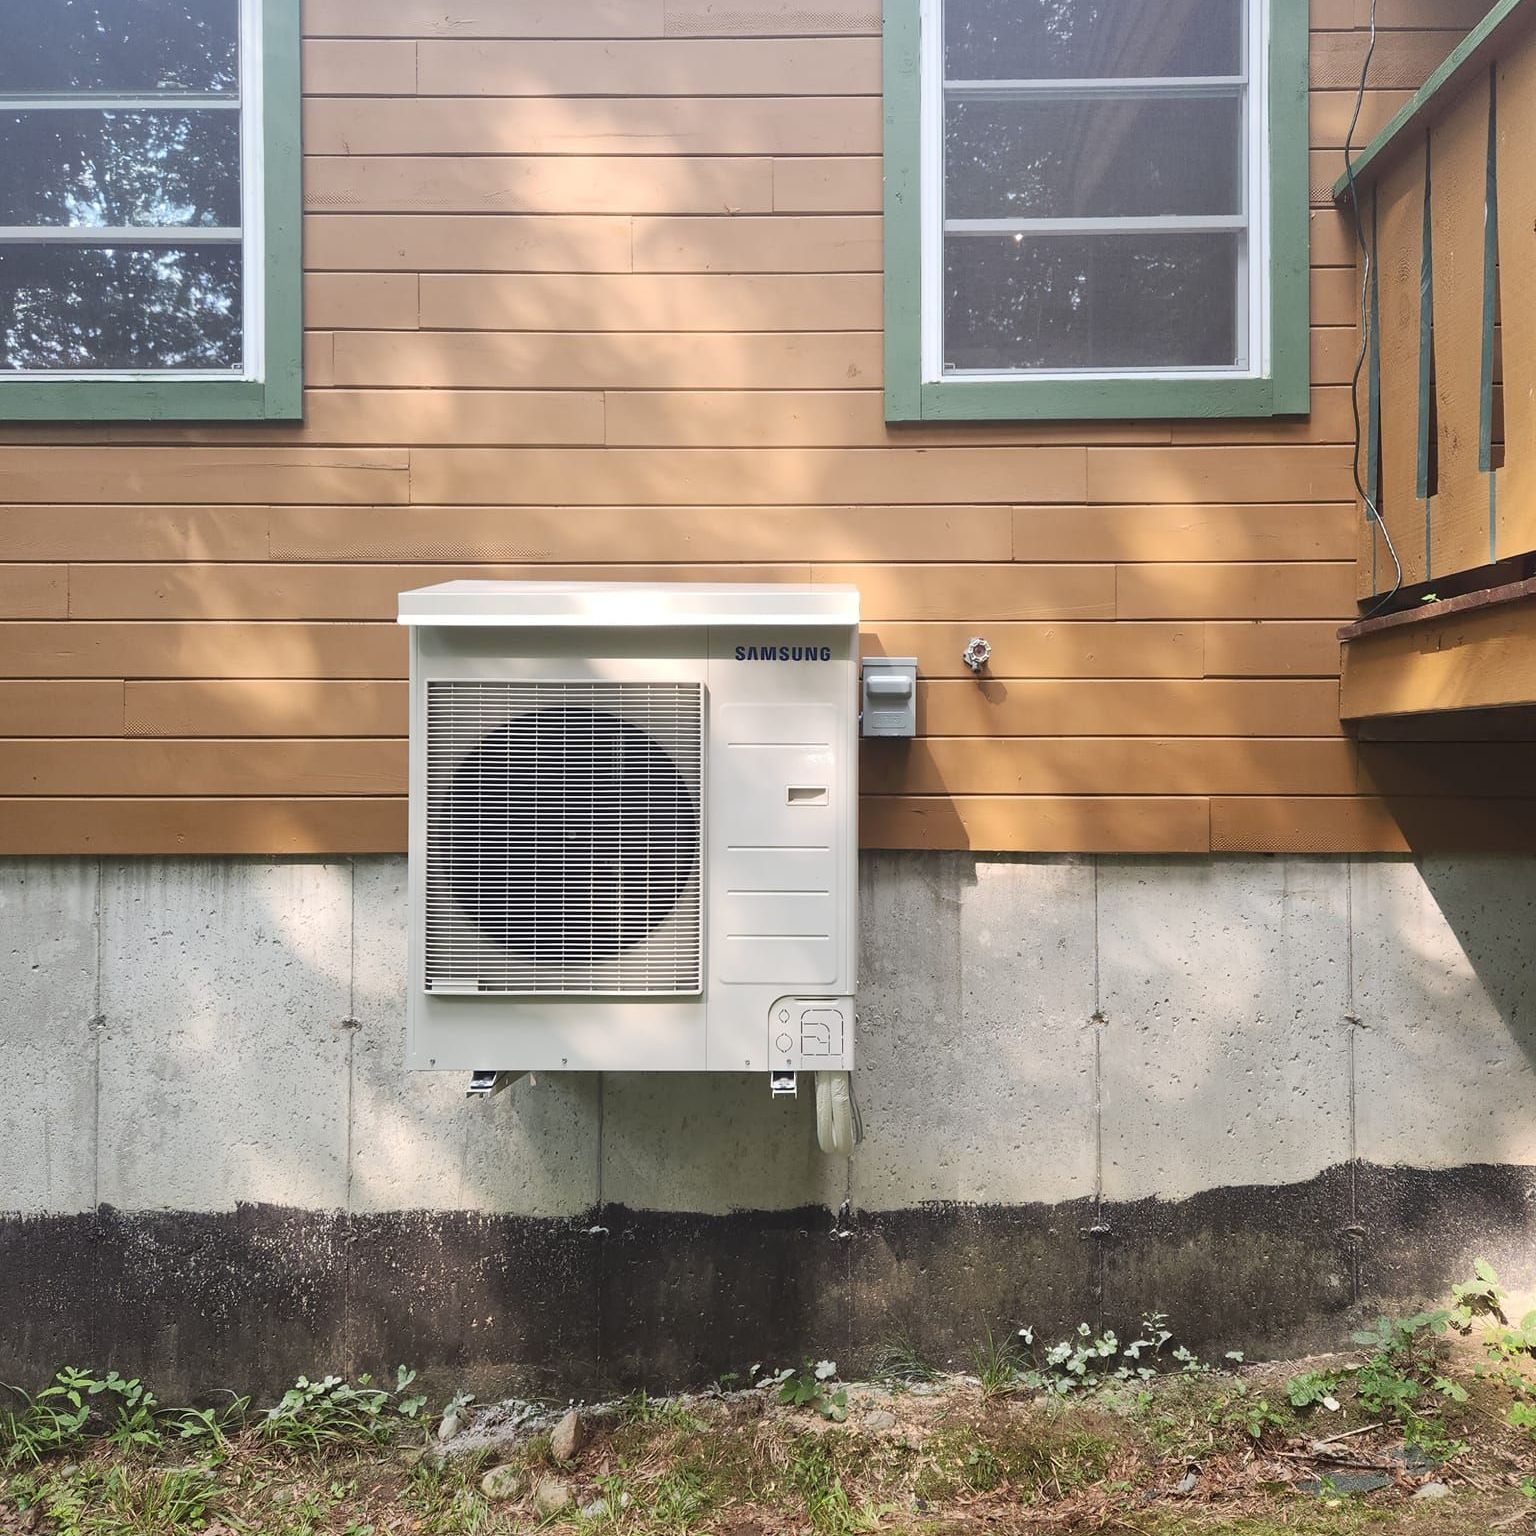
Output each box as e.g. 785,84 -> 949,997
2,1347 -> 1534,1536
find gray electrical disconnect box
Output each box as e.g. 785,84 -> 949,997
861,657 -> 917,738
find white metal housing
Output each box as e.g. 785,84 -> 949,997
399,581 -> 860,1076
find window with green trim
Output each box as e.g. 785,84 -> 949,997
884,0 -> 1310,422
0,0 -> 301,421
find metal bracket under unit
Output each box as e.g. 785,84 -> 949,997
770,1071 -> 798,1098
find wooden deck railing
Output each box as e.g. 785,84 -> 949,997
1336,0 -> 1536,613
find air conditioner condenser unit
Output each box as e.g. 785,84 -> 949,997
398,581 -> 862,1154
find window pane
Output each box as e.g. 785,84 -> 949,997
946,92 -> 1243,219
0,111 -> 240,227
944,232 -> 1241,372
0,0 -> 240,94
945,0 -> 1243,81
0,245 -> 242,370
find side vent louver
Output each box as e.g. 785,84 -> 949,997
425,680 -> 704,996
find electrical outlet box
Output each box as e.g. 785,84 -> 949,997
861,657 -> 917,738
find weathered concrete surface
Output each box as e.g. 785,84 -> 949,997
1353,857 -> 1536,1169
4,852 -> 1536,1395
1,860 -> 99,1216
1099,857 -> 1352,1201
852,854 -> 1097,1210
95,861 -> 353,1212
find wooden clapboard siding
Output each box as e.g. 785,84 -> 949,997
0,3 -> 1511,856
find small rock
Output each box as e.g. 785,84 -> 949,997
437,1409 -> 464,1443
581,1493 -> 631,1519
550,1407 -> 587,1464
534,1476 -> 574,1516
1412,1482 -> 1451,1501
864,1410 -> 896,1430
1175,1471 -> 1199,1495
480,1465 -> 524,1502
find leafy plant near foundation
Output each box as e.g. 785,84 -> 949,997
0,1369 -> 169,1467
763,1361 -> 848,1423
259,1367 -> 428,1451
1286,1370 -> 1345,1412
1009,1314 -> 1238,1398
1279,1259 -> 1536,1451
1460,1263 -> 1536,1442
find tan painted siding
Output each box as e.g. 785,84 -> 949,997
0,1 -> 1509,855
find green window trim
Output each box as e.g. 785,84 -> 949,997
882,0 -> 1312,423
0,0 -> 302,423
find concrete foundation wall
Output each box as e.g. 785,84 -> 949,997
4,854 -> 1536,1396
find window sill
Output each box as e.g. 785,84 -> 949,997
0,377 -> 301,422
884,372 -> 1309,423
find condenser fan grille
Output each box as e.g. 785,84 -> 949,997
424,680 -> 704,995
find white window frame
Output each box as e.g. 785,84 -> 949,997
918,0 -> 1272,386
0,0 -> 266,384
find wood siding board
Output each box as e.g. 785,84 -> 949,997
125,681 -> 408,738
918,680 -> 1344,738
0,566 -> 69,618
1203,622 -> 1344,677
302,1 -> 668,38
0,450 -> 409,506
0,739 -> 406,796
1115,563 -> 1357,620
331,332 -> 883,391
418,273 -> 884,333
860,796 -> 1212,854
860,738 -> 1359,796
303,95 -> 883,157
1212,794 -> 1536,853
73,564 -> 813,621
0,798 -> 407,855
0,682 -> 125,736
1013,505 -> 1356,563
267,506 -> 1016,563
414,38 -> 882,95
304,273 -> 421,330
306,215 -> 637,273
305,155 -> 778,216
408,449 -> 1090,506
0,623 -> 406,679
0,509 -> 270,562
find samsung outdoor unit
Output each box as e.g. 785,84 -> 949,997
399,581 -> 862,1153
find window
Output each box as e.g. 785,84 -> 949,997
884,0 -> 1309,421
0,0 -> 300,420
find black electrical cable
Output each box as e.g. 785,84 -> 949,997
1345,0 -> 1404,619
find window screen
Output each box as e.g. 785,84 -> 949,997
933,0 -> 1262,378
0,0 -> 250,375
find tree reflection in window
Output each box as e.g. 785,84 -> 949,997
936,0 -> 1257,378
0,0 -> 247,375
1,247 -> 241,370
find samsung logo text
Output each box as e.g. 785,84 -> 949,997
733,644 -> 834,662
